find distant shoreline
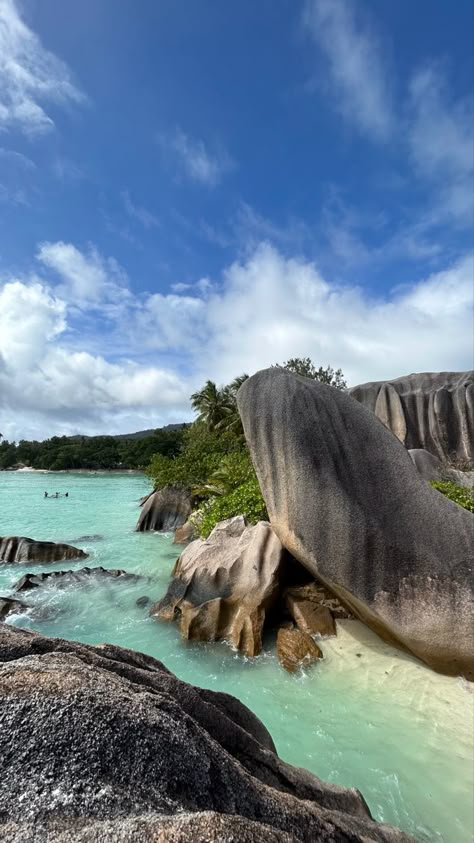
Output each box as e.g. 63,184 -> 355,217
0,467 -> 146,474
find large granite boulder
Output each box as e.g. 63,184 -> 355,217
349,371 -> 473,464
0,536 -> 87,565
237,368 -> 474,679
408,448 -> 474,488
152,517 -> 287,656
135,485 -> 192,532
0,624 -> 412,842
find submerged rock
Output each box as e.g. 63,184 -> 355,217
136,595 -> 151,608
277,625 -> 323,673
0,624 -> 412,842
152,517 -> 287,656
13,566 -> 141,593
349,371 -> 473,464
238,368 -> 474,679
135,485 -> 192,532
0,536 -> 87,565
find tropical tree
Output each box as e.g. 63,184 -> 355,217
190,380 -> 230,431
275,358 -> 347,389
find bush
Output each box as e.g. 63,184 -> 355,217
193,475 -> 268,538
146,424 -> 241,491
430,480 -> 474,513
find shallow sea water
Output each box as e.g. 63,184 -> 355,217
1,470 -> 473,843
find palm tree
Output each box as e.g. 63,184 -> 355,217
190,380 -> 230,431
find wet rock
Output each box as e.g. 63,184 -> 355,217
73,534 -> 103,542
136,595 -> 151,608
286,596 -> 336,637
349,371 -> 474,464
0,597 -> 29,620
238,367 -> 474,679
276,626 -> 323,673
152,517 -> 287,657
13,566 -> 141,593
285,582 -> 353,621
136,485 -> 193,532
0,624 -> 412,843
0,536 -> 87,565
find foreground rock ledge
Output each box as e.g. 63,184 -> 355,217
0,624 -> 412,843
237,368 -> 474,679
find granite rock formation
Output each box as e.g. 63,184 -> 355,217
0,624 -> 413,843
408,448 -> 474,488
135,485 -> 192,532
0,536 -> 87,565
237,368 -> 474,678
349,371 -> 473,464
276,625 -> 323,673
0,597 -> 29,621
152,517 -> 287,656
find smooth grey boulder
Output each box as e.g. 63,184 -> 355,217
408,448 -> 474,488
349,371 -> 473,464
237,368 -> 474,679
135,485 -> 192,532
0,624 -> 412,843
0,536 -> 87,565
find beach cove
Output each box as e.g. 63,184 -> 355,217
0,469 -> 472,843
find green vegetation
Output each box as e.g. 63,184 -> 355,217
147,358 -> 346,537
273,358 -> 347,389
430,480 -> 474,513
0,427 -> 186,471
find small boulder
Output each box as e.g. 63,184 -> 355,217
0,536 -> 87,565
277,626 -> 323,673
173,519 -> 197,544
286,596 -> 336,637
152,518 -> 287,656
135,486 -> 192,532
136,595 -> 151,608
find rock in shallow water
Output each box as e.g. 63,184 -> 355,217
237,368 -> 474,679
152,517 -> 287,656
0,536 -> 87,565
135,485 -> 192,532
13,566 -> 142,593
0,623 -> 413,842
277,625 -> 323,673
0,597 -> 29,620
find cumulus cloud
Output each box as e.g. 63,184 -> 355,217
166,128 -> 233,187
302,0 -> 393,141
0,240 -> 472,440
0,0 -> 85,136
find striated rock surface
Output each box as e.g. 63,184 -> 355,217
238,368 -> 474,679
409,448 -> 474,488
135,485 -> 192,532
277,625 -> 323,673
152,517 -> 287,656
0,624 -> 412,843
13,566 -> 141,593
0,536 -> 87,565
349,371 -> 474,463
173,519 -> 198,544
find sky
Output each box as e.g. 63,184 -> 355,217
0,0 -> 473,441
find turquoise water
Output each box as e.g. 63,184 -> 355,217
1,471 -> 472,843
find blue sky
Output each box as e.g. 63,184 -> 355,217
0,0 -> 473,440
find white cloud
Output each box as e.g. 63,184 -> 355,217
0,240 -> 472,440
302,0 -> 393,140
0,0 -> 85,136
408,64 -> 474,225
36,241 -> 131,312
121,191 -> 160,229
167,128 -> 232,187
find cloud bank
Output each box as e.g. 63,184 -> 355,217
1,240 -> 472,441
